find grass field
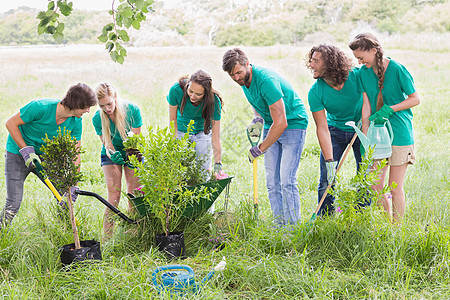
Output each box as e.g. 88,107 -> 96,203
0,42 -> 449,299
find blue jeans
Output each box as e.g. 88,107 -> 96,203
177,131 -> 212,172
263,128 -> 306,226
318,126 -> 362,216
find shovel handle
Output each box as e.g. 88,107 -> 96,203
314,133 -> 358,215
33,159 -> 65,205
253,159 -> 258,220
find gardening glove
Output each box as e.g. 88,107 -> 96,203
325,160 -> 338,184
247,116 -> 264,138
369,104 -> 394,124
19,146 -> 40,168
110,150 -> 125,165
248,144 -> 264,163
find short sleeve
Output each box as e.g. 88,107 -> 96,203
307,83 -> 324,112
92,111 -> 103,136
167,82 -> 184,106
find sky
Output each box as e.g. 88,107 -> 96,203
0,0 -> 114,13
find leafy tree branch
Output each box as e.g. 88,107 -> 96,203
37,0 -> 154,64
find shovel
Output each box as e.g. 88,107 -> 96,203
246,127 -> 262,220
309,133 -> 358,222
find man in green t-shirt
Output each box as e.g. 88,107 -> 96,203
222,48 -> 308,226
0,83 -> 97,229
306,44 -> 366,216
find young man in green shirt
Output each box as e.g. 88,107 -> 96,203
1,83 -> 97,229
222,48 -> 308,226
306,44 -> 364,215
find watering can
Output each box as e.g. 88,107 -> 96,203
152,257 -> 226,296
345,120 -> 394,160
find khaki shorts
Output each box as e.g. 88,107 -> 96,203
389,145 -> 415,166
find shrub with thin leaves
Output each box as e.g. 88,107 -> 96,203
130,122 -> 210,236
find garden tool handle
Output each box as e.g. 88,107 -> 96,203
75,190 -> 137,224
314,133 -> 358,215
253,159 -> 258,206
246,128 -> 261,147
33,159 -> 64,204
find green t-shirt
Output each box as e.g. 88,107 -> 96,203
308,68 -> 363,132
6,99 -> 82,155
242,65 -> 308,130
166,82 -> 222,134
359,58 -> 416,146
92,101 -> 143,156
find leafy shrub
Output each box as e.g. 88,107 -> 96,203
40,127 -> 82,192
129,122 -> 210,236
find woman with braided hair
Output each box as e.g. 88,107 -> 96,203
349,33 -> 420,222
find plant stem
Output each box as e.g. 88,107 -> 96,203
67,191 -> 81,249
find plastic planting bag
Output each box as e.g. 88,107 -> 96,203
60,239 -> 102,266
155,232 -> 186,259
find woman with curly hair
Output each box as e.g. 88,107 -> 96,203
349,33 -> 420,222
306,44 -> 364,216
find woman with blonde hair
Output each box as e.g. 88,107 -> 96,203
93,82 -> 143,236
349,33 -> 420,222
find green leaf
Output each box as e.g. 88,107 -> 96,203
56,23 -> 65,33
106,42 -> 114,52
37,25 -> 46,35
121,7 -> 133,18
120,48 -> 127,57
131,19 -> 141,30
116,55 -> 125,64
108,32 -> 117,41
123,18 -> 132,28
97,34 -> 108,43
48,1 -> 55,10
36,11 -> 47,19
105,23 -> 114,31
46,25 -> 56,34
135,0 -> 144,10
40,17 -> 51,26
59,3 -> 72,17
53,32 -> 64,43
110,50 -> 118,61
118,30 -> 130,42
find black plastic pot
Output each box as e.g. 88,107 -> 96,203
60,239 -> 102,266
155,232 -> 185,259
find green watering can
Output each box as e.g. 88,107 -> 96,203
346,120 -> 394,159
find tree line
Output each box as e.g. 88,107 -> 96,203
0,0 -> 448,47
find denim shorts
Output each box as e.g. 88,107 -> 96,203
101,154 -> 119,166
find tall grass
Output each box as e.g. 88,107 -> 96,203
0,43 -> 449,299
